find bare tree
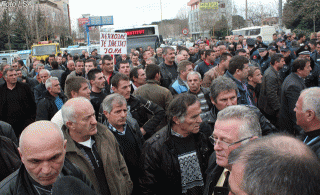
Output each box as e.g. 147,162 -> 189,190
245,1 -> 278,26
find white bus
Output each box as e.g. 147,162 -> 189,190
113,25 -> 163,53
232,26 -> 276,43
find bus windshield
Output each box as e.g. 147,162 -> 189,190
32,45 -> 56,56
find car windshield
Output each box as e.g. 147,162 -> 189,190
32,45 -> 56,56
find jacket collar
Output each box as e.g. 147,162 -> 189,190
146,80 -> 160,85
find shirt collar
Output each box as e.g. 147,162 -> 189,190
107,121 -> 126,135
171,128 -> 184,138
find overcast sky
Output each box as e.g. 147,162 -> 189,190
69,0 -> 285,29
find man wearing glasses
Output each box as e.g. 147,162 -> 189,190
203,105 -> 262,195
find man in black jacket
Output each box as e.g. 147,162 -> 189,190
36,77 -> 67,121
159,47 -> 177,89
102,93 -> 144,194
295,87 -> 320,159
0,121 -> 94,194
139,93 -> 213,195
201,76 -> 277,137
0,68 -> 36,137
279,58 -> 311,137
109,73 -> 165,139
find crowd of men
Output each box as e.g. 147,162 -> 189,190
0,31 -> 320,195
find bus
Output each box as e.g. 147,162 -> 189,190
113,25 -> 163,53
232,26 -> 276,43
31,41 -> 61,61
17,50 -> 31,65
0,50 -> 18,65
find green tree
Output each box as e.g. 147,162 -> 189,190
11,9 -> 29,50
1,9 -> 12,51
283,0 -> 320,32
214,15 -> 229,38
232,15 -> 246,30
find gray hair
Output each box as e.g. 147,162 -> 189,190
167,93 -> 198,125
0,63 -> 9,72
146,57 -> 157,64
301,87 -> 320,120
102,93 -> 127,113
187,71 -> 202,80
156,47 -> 162,52
210,76 -> 239,102
163,46 -> 175,55
39,69 -> 51,76
36,63 -> 44,70
228,134 -> 320,195
45,77 -> 59,89
217,105 -> 262,140
61,97 -> 91,124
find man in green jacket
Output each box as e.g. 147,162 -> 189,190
61,97 -> 133,195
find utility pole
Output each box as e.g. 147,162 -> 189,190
279,0 -> 282,28
160,0 -> 163,21
245,0 -> 247,21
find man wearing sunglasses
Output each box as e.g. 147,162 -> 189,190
203,105 -> 262,195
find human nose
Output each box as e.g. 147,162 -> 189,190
41,161 -> 51,175
91,116 -> 97,125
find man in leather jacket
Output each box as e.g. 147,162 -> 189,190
139,93 -> 213,195
0,121 -> 94,194
201,76 -> 277,137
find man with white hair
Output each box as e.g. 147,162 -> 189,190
36,77 -> 67,121
203,105 -> 262,195
0,121 -> 93,194
34,69 -> 51,104
61,97 -> 132,195
294,87 -> 320,158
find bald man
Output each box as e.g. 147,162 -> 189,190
0,121 -> 93,194
61,97 -> 133,195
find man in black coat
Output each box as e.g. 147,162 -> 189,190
294,87 -> 320,159
279,58 -> 312,137
0,68 -> 36,137
36,77 -> 67,121
159,47 -> 178,89
258,53 -> 285,127
0,121 -> 94,194
139,94 -> 213,195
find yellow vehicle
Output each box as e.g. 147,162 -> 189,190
31,41 -> 61,61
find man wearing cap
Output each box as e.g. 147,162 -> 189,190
279,47 -> 294,81
298,51 -> 320,87
247,38 -> 259,62
258,48 -> 271,74
267,46 -> 277,58
276,38 -> 286,52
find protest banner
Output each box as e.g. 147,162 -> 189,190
100,32 -> 127,55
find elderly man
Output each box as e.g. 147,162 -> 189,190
0,121 -> 93,194
60,60 -> 75,91
203,105 -> 261,195
279,58 -> 312,137
228,134 -> 320,195
36,77 -> 67,121
169,60 -> 194,95
187,71 -> 212,115
51,76 -> 91,129
139,93 -> 213,195
34,69 -> 51,104
294,87 -> 320,158
61,97 -> 133,195
201,76 -> 277,137
102,93 -> 144,195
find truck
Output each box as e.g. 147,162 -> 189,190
31,41 -> 61,61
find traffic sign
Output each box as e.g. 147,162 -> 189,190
182,28 -> 189,35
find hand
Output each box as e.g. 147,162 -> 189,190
140,127 -> 146,135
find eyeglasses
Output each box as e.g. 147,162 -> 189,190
209,135 -> 253,149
